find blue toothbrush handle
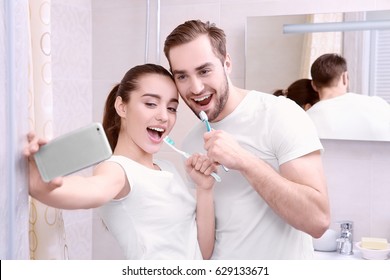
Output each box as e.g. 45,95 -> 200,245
205,121 -> 212,132
204,121 -> 229,172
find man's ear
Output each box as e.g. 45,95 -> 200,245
311,80 -> 318,92
224,54 -> 232,73
342,71 -> 349,86
115,96 -> 127,118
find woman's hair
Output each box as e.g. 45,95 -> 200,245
164,20 -> 227,65
102,64 -> 173,150
310,53 -> 347,89
273,78 -> 319,109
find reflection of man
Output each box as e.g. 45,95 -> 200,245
307,53 -> 390,141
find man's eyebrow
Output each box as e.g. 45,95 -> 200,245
195,62 -> 213,71
172,63 -> 214,76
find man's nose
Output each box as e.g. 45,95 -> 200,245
190,77 -> 204,95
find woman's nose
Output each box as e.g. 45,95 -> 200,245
156,108 -> 168,122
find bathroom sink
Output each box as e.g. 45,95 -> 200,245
314,250 -> 362,260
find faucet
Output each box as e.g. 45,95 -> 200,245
336,221 -> 354,255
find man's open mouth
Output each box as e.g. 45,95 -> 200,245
193,94 -> 212,106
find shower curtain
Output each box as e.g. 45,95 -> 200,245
299,13 -> 343,78
28,0 -> 68,260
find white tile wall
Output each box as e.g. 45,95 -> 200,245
321,139 -> 390,242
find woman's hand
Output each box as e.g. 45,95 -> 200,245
185,153 -> 217,190
24,132 -> 63,195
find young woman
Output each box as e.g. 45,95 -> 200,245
25,64 -> 216,260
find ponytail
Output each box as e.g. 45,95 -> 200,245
102,84 -> 120,151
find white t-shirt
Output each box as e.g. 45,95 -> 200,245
306,92 -> 390,141
182,90 -> 323,259
97,156 -> 202,260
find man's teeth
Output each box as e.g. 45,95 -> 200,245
194,95 -> 210,102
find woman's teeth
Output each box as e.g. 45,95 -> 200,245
148,127 -> 165,139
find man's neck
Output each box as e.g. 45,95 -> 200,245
319,87 -> 346,101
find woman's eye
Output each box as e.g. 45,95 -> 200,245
145,103 -> 157,108
168,107 -> 177,113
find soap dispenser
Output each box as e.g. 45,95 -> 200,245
336,221 -> 354,255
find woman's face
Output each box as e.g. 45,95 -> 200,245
118,73 -> 179,155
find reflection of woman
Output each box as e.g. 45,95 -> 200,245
273,78 -> 319,111
25,64 -> 216,260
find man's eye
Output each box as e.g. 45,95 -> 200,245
200,69 -> 210,75
175,74 -> 186,81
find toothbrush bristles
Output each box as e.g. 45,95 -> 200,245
199,111 -> 208,122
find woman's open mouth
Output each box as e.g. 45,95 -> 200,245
147,127 -> 165,141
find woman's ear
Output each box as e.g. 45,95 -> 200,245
304,103 -> 312,111
114,96 -> 127,118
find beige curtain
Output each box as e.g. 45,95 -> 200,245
28,0 -> 68,260
300,13 -> 344,78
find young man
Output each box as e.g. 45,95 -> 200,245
163,20 -> 330,259
308,53 -> 390,141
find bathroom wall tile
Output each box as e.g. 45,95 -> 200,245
52,2 -> 92,80
321,139 -> 390,242
63,209 -> 93,260
53,79 -> 92,136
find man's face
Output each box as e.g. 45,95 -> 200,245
168,35 -> 229,122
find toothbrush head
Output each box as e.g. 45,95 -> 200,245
199,111 -> 208,122
163,136 -> 175,145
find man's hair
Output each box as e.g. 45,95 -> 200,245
311,53 -> 347,88
164,20 -> 227,65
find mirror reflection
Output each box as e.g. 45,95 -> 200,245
246,10 -> 390,141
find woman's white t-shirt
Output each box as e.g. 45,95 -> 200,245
97,156 -> 202,260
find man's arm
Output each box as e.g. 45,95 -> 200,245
204,130 -> 330,238
240,150 -> 330,238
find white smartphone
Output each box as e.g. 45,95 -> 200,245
34,122 -> 112,182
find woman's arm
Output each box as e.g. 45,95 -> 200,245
195,186 -> 215,259
185,154 -> 216,259
25,132 -> 127,209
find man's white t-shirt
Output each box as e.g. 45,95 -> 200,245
98,156 -> 202,260
183,91 -> 323,259
306,92 -> 390,141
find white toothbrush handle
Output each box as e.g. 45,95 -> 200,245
210,172 -> 222,182
181,152 -> 221,183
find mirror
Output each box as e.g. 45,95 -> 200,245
245,10 -> 390,141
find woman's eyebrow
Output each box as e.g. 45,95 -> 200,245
142,93 -> 178,104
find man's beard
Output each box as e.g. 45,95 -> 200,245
208,78 -> 229,122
